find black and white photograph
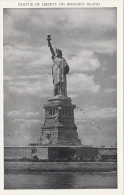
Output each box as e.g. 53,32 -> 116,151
1,2 -> 123,192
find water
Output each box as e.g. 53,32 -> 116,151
4,171 -> 117,189
4,147 -> 117,189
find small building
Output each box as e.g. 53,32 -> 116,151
100,150 -> 117,162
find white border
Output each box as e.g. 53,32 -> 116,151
0,0 -> 123,195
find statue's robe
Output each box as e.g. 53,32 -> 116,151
52,56 -> 69,86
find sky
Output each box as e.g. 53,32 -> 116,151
3,8 -> 117,146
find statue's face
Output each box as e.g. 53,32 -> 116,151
56,50 -> 62,58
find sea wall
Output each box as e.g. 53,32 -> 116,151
4,147 -> 48,159
4,146 -> 117,162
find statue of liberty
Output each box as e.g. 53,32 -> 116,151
47,35 -> 69,97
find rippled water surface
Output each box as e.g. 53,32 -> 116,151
4,171 -> 117,189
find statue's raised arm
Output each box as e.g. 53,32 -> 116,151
47,35 -> 69,97
47,35 -> 55,59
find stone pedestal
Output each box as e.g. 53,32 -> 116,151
40,95 -> 81,146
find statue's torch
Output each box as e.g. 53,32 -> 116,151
47,35 -> 51,47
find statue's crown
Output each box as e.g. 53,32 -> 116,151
55,48 -> 62,53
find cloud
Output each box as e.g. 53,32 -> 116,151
67,50 -> 100,73
89,106 -> 117,118
5,109 -> 43,146
5,8 -> 116,28
65,8 -> 116,29
105,88 -> 116,93
74,106 -> 117,147
11,119 -> 42,146
7,110 -> 22,118
68,73 -> 100,97
7,110 -> 41,121
4,44 -> 52,76
90,40 -> 116,54
25,112 -> 40,119
3,8 -> 116,53
75,106 -> 117,120
4,74 -> 53,97
13,118 -> 41,124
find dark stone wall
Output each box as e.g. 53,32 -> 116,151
48,147 -> 76,161
48,147 -> 99,162
76,147 -> 98,161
